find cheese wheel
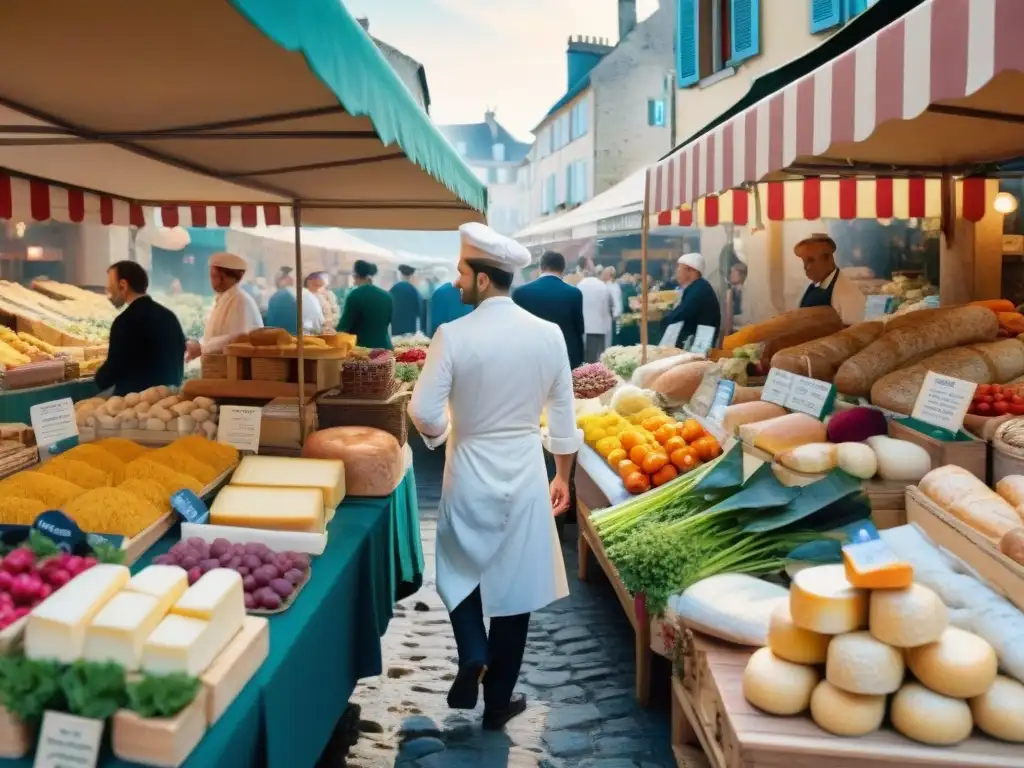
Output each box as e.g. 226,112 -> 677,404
789,565 -> 868,635
869,583 -> 947,648
970,675 -> 1024,743
826,631 -> 904,695
891,683 -> 973,746
809,680 -> 885,737
767,603 -> 830,664
742,647 -> 819,716
905,626 -> 997,699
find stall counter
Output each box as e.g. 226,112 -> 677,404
0,379 -> 100,423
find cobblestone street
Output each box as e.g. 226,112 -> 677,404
342,444 -> 676,767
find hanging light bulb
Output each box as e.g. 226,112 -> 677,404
994,191 -> 1018,215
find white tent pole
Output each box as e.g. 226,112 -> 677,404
293,203 -> 307,441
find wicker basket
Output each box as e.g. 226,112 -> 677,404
341,356 -> 395,400
251,357 -> 291,382
201,354 -> 227,380
315,387 -> 411,445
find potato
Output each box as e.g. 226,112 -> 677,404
96,413 -> 118,429
121,417 -> 139,431
170,401 -> 196,417
124,392 -> 141,408
176,415 -> 196,435
192,396 -> 215,410
149,406 -> 174,423
140,387 -> 163,405
154,386 -> 171,399
135,401 -> 152,416
200,420 -> 217,438
104,396 -> 126,415
155,395 -> 181,410
191,408 -> 211,424
1000,528 -> 1024,566
145,418 -> 166,431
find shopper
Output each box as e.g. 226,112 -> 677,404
96,261 -> 186,396
600,266 -> 623,347
185,252 -> 264,361
512,250 -> 585,369
338,259 -> 394,349
577,269 -> 615,363
659,253 -> 721,349
264,266 -> 323,335
390,264 -> 423,336
408,222 -> 579,731
427,266 -> 470,337
305,271 -> 340,332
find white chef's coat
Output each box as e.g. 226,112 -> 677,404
578,276 -> 615,335
201,283 -> 264,354
299,288 -> 325,333
819,269 -> 867,325
408,296 -> 581,617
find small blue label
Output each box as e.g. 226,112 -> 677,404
46,435 -> 79,457
707,380 -> 736,424
170,489 -> 209,524
845,521 -> 880,545
33,511 -> 86,553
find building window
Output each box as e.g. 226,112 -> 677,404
811,0 -> 873,34
677,0 -> 760,88
537,127 -> 553,158
492,143 -> 506,162
570,96 -> 589,140
648,99 -> 666,127
552,114 -> 571,150
565,160 -> 588,206
542,174 -> 557,214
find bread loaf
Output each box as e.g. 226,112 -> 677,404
919,465 -> 1021,540
739,413 -> 828,456
759,319 -> 846,367
870,339 -> 1024,414
836,306 -> 999,397
882,306 -> 954,334
651,360 -> 717,405
723,402 -> 788,434
996,476 -> 1024,509
723,306 -> 841,352
771,322 -> 884,381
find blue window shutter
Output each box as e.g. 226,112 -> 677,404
810,0 -> 843,32
676,0 -> 700,87
730,0 -> 760,63
847,0 -> 868,18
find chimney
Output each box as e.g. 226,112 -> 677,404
566,36 -> 613,89
357,17 -> 369,31
484,109 -> 499,141
618,0 -> 637,41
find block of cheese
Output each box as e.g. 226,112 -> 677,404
841,538 -> 913,590
767,603 -> 830,664
230,455 -> 346,508
742,647 -> 819,715
141,615 -> 226,677
25,564 -> 131,662
83,591 -> 166,670
172,569 -> 245,626
869,582 -> 947,648
739,413 -> 828,456
125,565 -> 189,615
826,631 -> 904,695
810,680 -> 886,737
789,564 -> 867,635
891,683 -> 974,746
905,626 -> 998,699
209,486 -> 325,533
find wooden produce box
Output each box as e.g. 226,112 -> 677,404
673,629 -> 1024,768
224,342 -> 343,391
888,419 -> 987,482
0,705 -> 31,759
905,486 -> 1024,612
201,616 -> 268,724
113,688 -> 208,768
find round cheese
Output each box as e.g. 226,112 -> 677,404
767,603 -> 830,664
809,680 -> 885,737
906,626 -> 997,699
891,682 -> 973,746
970,675 -> 1024,743
826,631 -> 904,695
789,565 -> 867,635
869,583 -> 947,648
742,647 -> 819,716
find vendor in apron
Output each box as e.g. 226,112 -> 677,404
796,233 -> 866,324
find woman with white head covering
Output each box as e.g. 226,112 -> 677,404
408,222 -> 579,731
185,252 -> 263,361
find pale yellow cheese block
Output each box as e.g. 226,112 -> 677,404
210,486 -> 326,533
124,565 -> 189,615
83,591 -> 166,670
229,455 -> 346,508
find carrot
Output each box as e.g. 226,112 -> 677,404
971,299 -> 1016,313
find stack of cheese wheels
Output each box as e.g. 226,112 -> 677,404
742,564 -> 1024,745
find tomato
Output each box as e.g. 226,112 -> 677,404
1011,403 -> 1024,415
978,384 -> 993,395
641,451 -> 669,474
1012,395 -> 1024,405
995,392 -> 1007,402
629,444 -> 651,466
664,436 -> 686,454
606,448 -> 628,467
981,395 -> 995,404
995,400 -> 1011,415
975,402 -> 992,414
618,459 -> 641,480
652,464 -> 678,487
624,471 -> 651,495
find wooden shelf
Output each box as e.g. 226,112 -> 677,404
182,379 -> 318,401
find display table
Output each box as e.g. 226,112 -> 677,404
0,379 -> 99,422
614,319 -> 664,347
0,467 -> 424,768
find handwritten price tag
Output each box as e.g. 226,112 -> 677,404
911,371 -> 976,435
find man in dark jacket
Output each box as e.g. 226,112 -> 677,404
390,264 -> 423,336
512,251 -> 585,369
95,261 -> 186,396
660,252 -> 721,349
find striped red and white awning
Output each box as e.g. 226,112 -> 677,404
649,0 -> 1024,215
0,172 -> 292,228
652,177 -> 990,227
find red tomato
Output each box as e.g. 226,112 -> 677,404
1011,403 -> 1024,415
995,400 -> 1011,415
976,402 -> 993,414
995,393 -> 1007,402
1012,394 -> 1024,405
978,384 -> 993,395
981,395 -> 995,404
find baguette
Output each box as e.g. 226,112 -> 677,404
996,476 -> 1024,509
759,318 -> 846,367
836,306 -> 998,396
722,306 -> 841,352
870,339 -> 1024,414
770,322 -> 883,381
920,465 -> 1021,540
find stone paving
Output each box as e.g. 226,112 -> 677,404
339,443 -> 675,768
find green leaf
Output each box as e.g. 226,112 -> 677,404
60,661 -> 128,720
126,674 -> 200,719
28,529 -> 60,559
90,539 -> 125,565
742,469 -> 863,533
692,442 -> 744,494
0,655 -> 65,724
786,538 -> 843,564
702,463 -> 797,516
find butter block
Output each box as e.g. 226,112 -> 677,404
141,614 -> 231,677
210,486 -> 325,533
83,591 -> 166,670
25,564 -> 131,663
230,455 -> 345,507
172,569 -> 245,624
125,565 -> 189,615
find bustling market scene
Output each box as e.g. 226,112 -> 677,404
2,1 -> 1024,767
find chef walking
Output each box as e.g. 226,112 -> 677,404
408,222 -> 580,731
796,233 -> 866,324
185,252 -> 264,361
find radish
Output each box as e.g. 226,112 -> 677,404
47,569 -> 71,588
2,549 -> 34,575
11,574 -> 40,605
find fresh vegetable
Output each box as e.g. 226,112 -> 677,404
600,345 -> 680,380
395,347 -> 427,365
60,660 -> 128,720
968,383 -> 1024,416
572,363 -> 617,399
126,673 -> 201,718
864,436 -> 931,483
0,655 -> 63,723
394,362 -> 421,383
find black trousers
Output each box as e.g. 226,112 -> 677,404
448,587 -> 530,711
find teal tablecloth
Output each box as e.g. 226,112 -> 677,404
0,379 -> 99,422
613,320 -> 663,347
1,466 -> 424,768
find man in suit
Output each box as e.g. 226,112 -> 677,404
512,251 -> 585,369
95,261 -> 186,397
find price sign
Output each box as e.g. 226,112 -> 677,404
659,322 -> 683,348
864,295 -> 894,319
786,376 -> 836,419
217,405 -> 262,452
690,325 -> 717,356
35,711 -> 103,768
911,371 -> 976,435
761,369 -> 795,407
689,368 -> 721,418
170,489 -> 210,524
29,398 -> 78,461
32,511 -> 86,553
706,379 -> 736,425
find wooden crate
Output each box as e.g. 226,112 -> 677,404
200,616 -> 268,724
888,420 -> 987,482
674,630 -> 1024,767
223,343 -> 343,393
113,688 -> 208,768
0,705 -> 31,759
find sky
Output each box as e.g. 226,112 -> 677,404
343,0 -> 659,141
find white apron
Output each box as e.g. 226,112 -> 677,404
202,283 -> 263,354
408,297 -> 581,618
